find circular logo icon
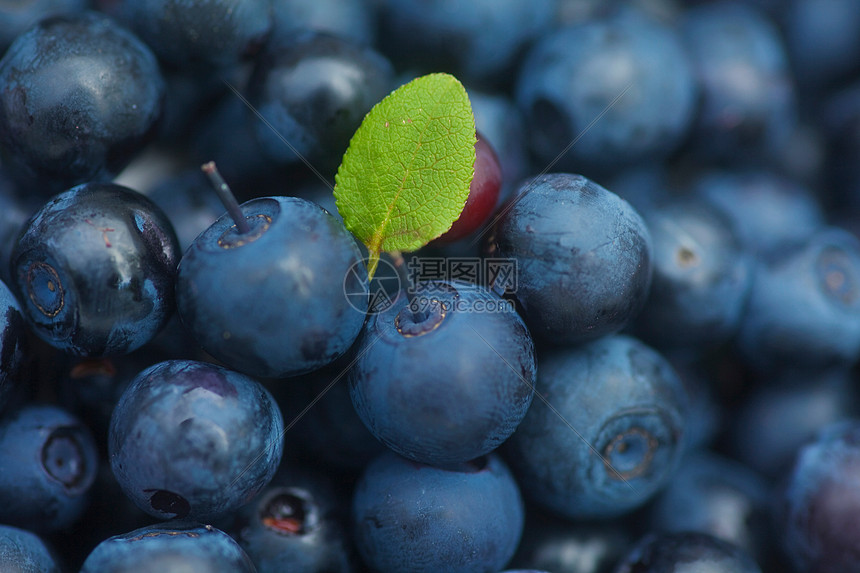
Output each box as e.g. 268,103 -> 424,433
343,257 -> 401,315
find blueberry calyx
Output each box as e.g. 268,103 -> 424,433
217,214 -> 272,249
260,490 -> 315,535
395,299 -> 446,337
818,246 -> 859,306
26,261 -> 64,318
41,427 -> 91,492
603,427 -> 658,481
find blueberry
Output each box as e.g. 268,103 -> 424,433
614,531 -> 762,573
352,452 -> 524,573
692,169 -> 825,256
649,451 -> 772,563
0,0 -> 89,52
0,11 -> 165,194
108,359 -> 284,522
0,278 -> 28,414
176,195 -> 368,378
271,0 -> 376,47
80,521 -> 256,572
505,334 -> 688,519
0,524 -> 62,573
633,198 -> 753,351
248,31 -> 394,171
231,467 -> 355,572
377,0 -> 556,85
281,360 -> 386,473
10,182 -> 181,357
735,227 -> 860,372
349,280 -> 535,466
486,173 -> 652,344
111,0 -> 273,69
516,7 -> 696,174
681,1 -> 796,162
782,0 -> 860,91
730,369 -> 859,479
0,403 -> 98,533
509,509 -> 633,573
777,421 -> 860,573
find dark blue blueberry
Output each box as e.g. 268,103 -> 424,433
509,510 -> 633,573
777,421 -> 860,573
281,360 -> 386,473
486,173 -> 652,344
730,369 -> 859,479
649,451 -> 772,563
692,169 -> 825,255
80,521 -> 256,572
0,11 -> 165,194
0,524 -> 61,573
516,8 -> 696,174
735,227 -> 860,373
176,196 -> 368,378
232,467 -> 355,572
0,278 -> 28,414
505,335 -> 688,519
349,280 -> 535,466
0,403 -> 98,533
0,0 -> 89,52
10,182 -> 180,357
681,1 -> 796,163
111,0 -> 273,69
271,0 -> 375,46
352,452 -> 524,573
614,531 -> 762,573
108,359 -> 284,522
377,0 -> 556,86
782,0 -> 860,91
0,169 -> 38,287
248,31 -> 394,171
633,198 -> 753,351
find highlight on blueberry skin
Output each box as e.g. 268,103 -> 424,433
80,520 -> 256,573
505,334 -> 687,520
108,360 -> 284,523
0,404 -> 98,533
0,11 -> 165,193
10,182 -> 180,357
352,452 -> 524,573
486,173 -> 652,345
176,195 -> 368,378
349,280 -> 536,467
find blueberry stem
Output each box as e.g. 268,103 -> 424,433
201,161 -> 251,235
390,252 -> 424,322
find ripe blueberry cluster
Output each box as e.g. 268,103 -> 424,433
1,1 -> 860,572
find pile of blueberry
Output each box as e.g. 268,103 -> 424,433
2,0 -> 860,572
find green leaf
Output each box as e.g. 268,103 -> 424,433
333,73 -> 476,278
